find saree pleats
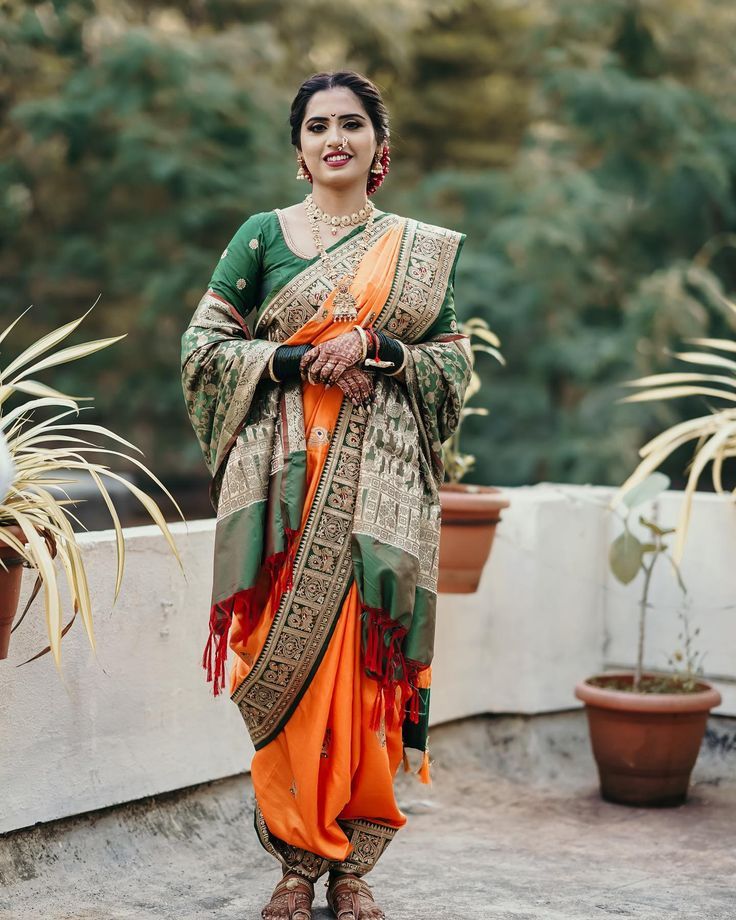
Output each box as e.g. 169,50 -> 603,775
249,585 -> 407,864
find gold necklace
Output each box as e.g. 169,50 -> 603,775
305,193 -> 372,236
305,194 -> 376,323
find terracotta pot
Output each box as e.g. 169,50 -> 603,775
0,524 -> 27,660
438,484 -> 510,594
575,672 -> 722,807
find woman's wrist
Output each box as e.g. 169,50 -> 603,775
269,344 -> 313,382
383,339 -> 408,376
353,326 -> 368,362
362,329 -> 404,372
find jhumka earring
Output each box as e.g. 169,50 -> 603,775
296,153 -> 312,182
367,143 -> 390,196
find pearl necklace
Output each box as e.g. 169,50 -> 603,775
305,194 -> 376,323
305,193 -> 373,236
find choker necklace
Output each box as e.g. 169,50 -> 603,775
304,193 -> 376,322
305,193 -> 373,236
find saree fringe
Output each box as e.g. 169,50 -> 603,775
418,750 -> 432,785
402,748 -> 432,786
202,526 -> 300,696
362,605 -> 423,731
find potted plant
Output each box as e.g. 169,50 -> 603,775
0,306 -> 183,667
575,473 -> 721,806
438,317 -> 510,593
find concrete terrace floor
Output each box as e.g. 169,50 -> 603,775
1,712 -> 735,920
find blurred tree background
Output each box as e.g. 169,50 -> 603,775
2,0 -> 735,520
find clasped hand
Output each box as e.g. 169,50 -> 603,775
299,330 -> 374,408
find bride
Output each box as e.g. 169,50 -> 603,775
181,69 -> 472,920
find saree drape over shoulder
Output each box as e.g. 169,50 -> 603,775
181,210 -> 471,879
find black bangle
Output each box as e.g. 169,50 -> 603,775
271,344 -> 313,381
368,331 -> 403,368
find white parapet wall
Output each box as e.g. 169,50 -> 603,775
1,484 -> 734,834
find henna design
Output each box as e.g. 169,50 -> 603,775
335,366 -> 374,407
300,330 -> 363,385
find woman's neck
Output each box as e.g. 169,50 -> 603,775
309,185 -> 370,217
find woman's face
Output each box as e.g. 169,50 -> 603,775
299,87 -> 380,194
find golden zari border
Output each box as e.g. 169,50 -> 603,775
231,399 -> 367,749
375,218 -> 463,340
254,214 -> 405,340
254,800 -> 396,881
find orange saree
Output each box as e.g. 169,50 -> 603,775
181,209 -> 470,880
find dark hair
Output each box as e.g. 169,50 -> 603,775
289,70 -> 390,150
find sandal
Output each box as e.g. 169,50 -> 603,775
326,874 -> 386,920
261,873 -> 315,920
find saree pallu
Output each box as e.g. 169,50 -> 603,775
181,213 -> 471,876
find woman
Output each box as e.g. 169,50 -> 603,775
181,70 -> 472,920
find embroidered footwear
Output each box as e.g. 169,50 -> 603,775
261,873 -> 314,920
326,874 -> 386,920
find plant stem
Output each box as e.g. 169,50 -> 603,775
636,557 -> 655,692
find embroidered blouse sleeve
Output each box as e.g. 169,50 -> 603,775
207,213 -> 265,318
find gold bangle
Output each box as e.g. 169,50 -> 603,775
267,350 -> 282,383
353,325 -> 368,361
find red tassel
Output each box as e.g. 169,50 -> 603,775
405,663 -> 421,725
202,629 -> 214,683
409,685 -> 420,724
362,604 -> 422,731
202,600 -> 234,697
364,607 -> 381,673
202,527 -> 300,697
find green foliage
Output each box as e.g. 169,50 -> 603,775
403,2 -> 736,486
1,2 -> 289,472
607,472 -> 689,691
1,0 -> 735,497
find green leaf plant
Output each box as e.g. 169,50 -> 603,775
607,472 -> 701,693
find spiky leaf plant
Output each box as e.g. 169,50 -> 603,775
0,305 -> 184,670
611,296 -> 736,565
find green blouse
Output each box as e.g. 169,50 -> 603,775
207,210 -> 464,339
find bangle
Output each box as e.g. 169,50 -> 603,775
363,325 -> 397,371
384,340 -> 408,376
267,350 -> 282,383
354,325 -> 368,361
363,325 -> 376,359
